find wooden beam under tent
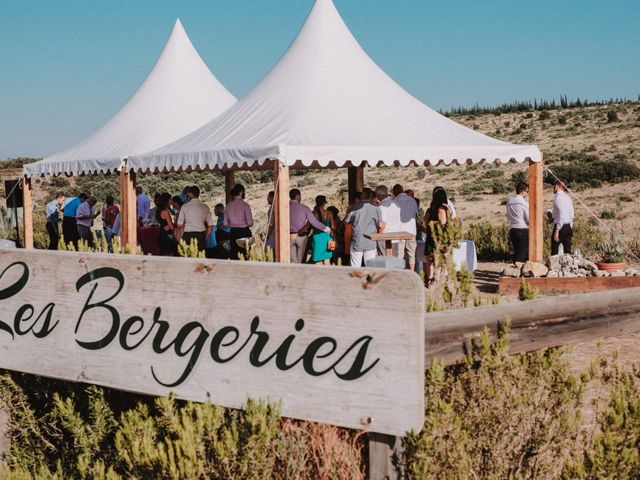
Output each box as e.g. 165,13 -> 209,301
119,169 -> 137,253
224,171 -> 235,204
22,176 -> 33,249
347,165 -> 364,205
273,160 -> 290,263
528,157 -> 544,262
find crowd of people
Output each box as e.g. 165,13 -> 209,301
44,176 -> 576,276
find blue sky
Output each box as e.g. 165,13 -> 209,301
1,0 -> 638,159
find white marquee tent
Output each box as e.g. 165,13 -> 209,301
24,19 -> 236,178
129,0 -> 540,173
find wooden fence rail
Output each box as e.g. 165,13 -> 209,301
371,286 -> 640,480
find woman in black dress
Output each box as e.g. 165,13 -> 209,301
156,193 -> 177,256
422,186 -> 450,284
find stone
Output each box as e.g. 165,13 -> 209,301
577,269 -> 591,277
547,269 -> 560,278
501,265 -> 522,278
563,271 -> 578,278
515,262 -> 525,269
594,270 -> 608,278
522,261 -> 549,278
611,270 -> 626,277
578,259 -> 598,272
625,268 -> 640,277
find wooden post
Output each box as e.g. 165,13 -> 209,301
0,403 -> 9,460
369,433 -> 402,480
273,160 -> 290,263
119,168 -> 137,253
528,156 -> 544,262
22,176 -> 33,249
224,170 -> 235,204
348,164 -> 364,205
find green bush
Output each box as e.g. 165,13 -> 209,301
402,326 -> 583,479
465,221 -> 511,261
545,153 -> 640,189
0,375 -> 364,479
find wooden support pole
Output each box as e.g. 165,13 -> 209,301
347,164 -> 364,205
369,432 -> 402,480
119,168 -> 137,253
528,156 -> 544,262
22,176 -> 33,249
273,160 -> 290,263
224,170 -> 235,204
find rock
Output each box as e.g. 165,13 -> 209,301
563,271 -> 578,278
611,270 -> 626,277
522,261 -> 549,278
577,269 -> 591,277
625,268 -> 640,277
578,259 -> 598,272
547,255 -> 562,270
547,269 -> 560,278
515,262 -> 525,269
501,265 -> 522,278
594,270 -> 607,278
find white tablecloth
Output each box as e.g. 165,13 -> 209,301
452,240 -> 478,272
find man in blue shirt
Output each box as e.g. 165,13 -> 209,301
62,193 -> 88,249
45,192 -> 65,250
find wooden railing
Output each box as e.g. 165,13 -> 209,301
370,287 -> 640,480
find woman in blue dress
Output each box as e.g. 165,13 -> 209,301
311,195 -> 335,265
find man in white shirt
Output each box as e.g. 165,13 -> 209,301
177,185 -> 213,252
392,184 -> 418,270
505,182 -> 529,262
136,187 -> 151,224
375,185 -> 401,256
550,180 -> 575,255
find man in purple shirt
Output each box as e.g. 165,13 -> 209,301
289,189 -> 331,263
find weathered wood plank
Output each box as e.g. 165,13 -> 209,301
499,276 -> 640,295
0,248 -> 424,436
426,287 -> 640,366
369,433 -> 402,480
0,403 -> 9,460
366,232 -> 415,242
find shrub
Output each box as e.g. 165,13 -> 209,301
465,221 -> 511,261
545,153 -> 640,189
402,326 -> 583,479
539,110 -> 551,120
600,210 -> 616,219
0,375 -> 365,479
558,115 -> 567,125
562,363 -> 640,478
519,278 -> 539,301
607,110 -> 619,123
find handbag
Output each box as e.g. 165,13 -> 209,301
327,239 -> 337,252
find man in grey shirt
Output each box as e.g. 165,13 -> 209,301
345,189 -> 384,267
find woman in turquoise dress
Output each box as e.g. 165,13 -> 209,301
311,195 -> 335,265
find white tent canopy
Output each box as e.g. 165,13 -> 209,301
24,19 -> 236,178
130,0 -> 540,174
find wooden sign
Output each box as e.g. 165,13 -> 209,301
0,249 -> 424,436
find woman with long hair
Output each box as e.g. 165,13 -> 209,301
311,195 -> 336,265
156,192 -> 177,256
422,186 -> 450,284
